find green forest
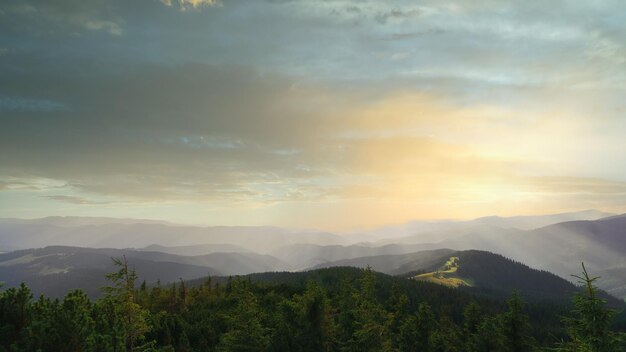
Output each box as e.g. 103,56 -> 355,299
1,258 -> 624,352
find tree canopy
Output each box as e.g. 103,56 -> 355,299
0,262 -> 624,351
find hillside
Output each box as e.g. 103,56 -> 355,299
413,256 -> 470,288
9,266 -> 622,351
454,250 -> 624,305
310,248 -> 454,275
310,249 -> 623,305
2,214 -> 626,301
0,246 -> 290,297
270,243 -> 440,269
0,247 -> 214,298
440,214 -> 626,299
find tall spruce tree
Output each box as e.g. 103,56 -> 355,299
498,291 -> 532,352
398,302 -> 435,351
345,267 -> 394,352
104,256 -> 150,352
0,283 -> 32,351
557,263 -> 626,352
217,282 -> 270,352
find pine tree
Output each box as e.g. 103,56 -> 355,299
462,301 -> 484,352
558,263 -> 626,352
430,315 -> 463,352
463,301 -> 482,337
0,283 -> 32,350
345,267 -> 394,352
179,278 -> 187,306
104,256 -> 151,352
59,290 -> 97,351
398,302 -> 435,351
217,284 -> 269,352
298,282 -> 336,351
498,291 -> 532,352
272,282 -> 336,352
389,282 -> 409,341
475,316 -> 505,351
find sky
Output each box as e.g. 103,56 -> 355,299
1,0 -> 625,231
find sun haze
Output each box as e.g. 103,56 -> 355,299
1,0 -> 625,231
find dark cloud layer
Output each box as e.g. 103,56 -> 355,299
1,0 -> 625,228
0,62 -> 349,202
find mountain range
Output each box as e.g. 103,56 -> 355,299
0,246 -> 289,297
0,210 -> 625,302
435,214 -> 626,298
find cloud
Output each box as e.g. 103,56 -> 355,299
1,59 -> 624,214
0,0 -> 124,36
373,8 -> 422,24
44,195 -> 111,205
1,0 -> 625,228
0,61 -> 515,205
0,96 -> 68,112
81,19 -> 122,35
160,0 -> 221,11
0,180 -> 40,191
0,177 -> 66,191
525,176 -> 626,196
0,63 -> 344,203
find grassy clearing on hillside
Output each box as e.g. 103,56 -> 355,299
413,256 -> 471,288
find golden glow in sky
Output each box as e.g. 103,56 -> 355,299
1,0 -> 625,230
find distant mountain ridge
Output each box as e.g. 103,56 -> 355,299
1,211 -> 625,301
270,243 -> 440,270
438,214 -> 626,299
0,216 -> 175,227
0,221 -> 344,253
364,209 -> 614,244
0,210 -> 611,253
138,243 -> 251,256
0,246 -> 291,297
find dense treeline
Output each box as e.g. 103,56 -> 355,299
456,251 -> 585,300
0,258 -> 624,351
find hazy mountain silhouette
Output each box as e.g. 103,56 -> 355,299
0,246 -> 290,297
309,248 -> 454,274
363,209 -> 613,244
270,243 -> 440,269
138,243 -> 251,256
1,212 -> 625,299
0,220 -> 344,253
438,214 -> 626,298
0,210 -> 609,252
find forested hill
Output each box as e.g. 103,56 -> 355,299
190,266 -> 497,318
305,249 -> 624,306
454,250 -> 624,306
2,263 -> 625,351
